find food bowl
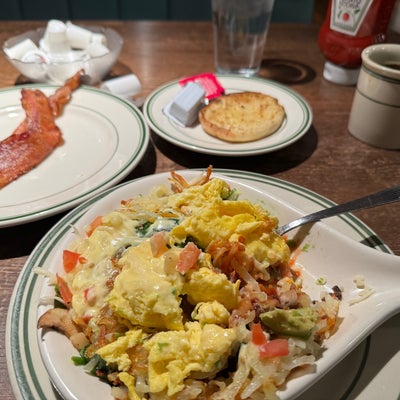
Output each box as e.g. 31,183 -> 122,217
3,24 -> 123,85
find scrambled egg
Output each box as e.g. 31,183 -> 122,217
143,321 -> 236,396
183,267 -> 239,310
107,241 -> 240,331
96,329 -> 147,371
191,301 -> 230,326
170,178 -> 290,266
118,372 -> 141,400
62,176 -> 292,398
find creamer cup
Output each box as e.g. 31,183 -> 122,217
87,42 -> 109,58
21,50 -> 49,64
100,74 -> 142,99
66,21 -> 93,49
91,33 -> 107,45
42,20 -> 70,54
3,38 -> 39,59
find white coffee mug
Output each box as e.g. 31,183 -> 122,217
348,43 -> 400,149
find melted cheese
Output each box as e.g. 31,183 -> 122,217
108,241 -> 184,330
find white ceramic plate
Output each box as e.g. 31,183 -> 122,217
6,169 -> 400,400
143,76 -> 312,156
0,85 -> 149,227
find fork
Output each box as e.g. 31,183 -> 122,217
275,185 -> 400,236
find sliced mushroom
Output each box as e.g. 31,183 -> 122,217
38,308 -> 89,350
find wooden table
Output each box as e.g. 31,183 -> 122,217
1,21 -> 399,399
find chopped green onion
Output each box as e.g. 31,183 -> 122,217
71,355 -> 88,366
316,276 -> 327,285
157,342 -> 170,351
136,221 -> 152,236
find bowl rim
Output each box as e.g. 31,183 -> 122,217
3,24 -> 123,66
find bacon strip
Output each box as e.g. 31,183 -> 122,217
12,69 -> 83,136
0,70 -> 83,189
48,69 -> 83,118
0,89 -> 62,188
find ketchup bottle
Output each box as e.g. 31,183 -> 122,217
318,0 -> 397,85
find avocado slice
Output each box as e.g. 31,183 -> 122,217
260,307 -> 319,339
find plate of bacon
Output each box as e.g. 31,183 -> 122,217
0,71 -> 149,227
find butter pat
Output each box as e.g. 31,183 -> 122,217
164,82 -> 205,127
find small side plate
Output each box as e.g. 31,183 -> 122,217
143,75 -> 312,156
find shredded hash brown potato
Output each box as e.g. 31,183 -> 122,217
37,167 -> 341,400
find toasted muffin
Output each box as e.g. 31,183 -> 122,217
199,92 -> 285,143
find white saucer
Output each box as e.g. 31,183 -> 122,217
143,75 -> 312,156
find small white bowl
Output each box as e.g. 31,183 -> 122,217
3,25 -> 123,85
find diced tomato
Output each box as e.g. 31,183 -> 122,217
84,285 -> 96,305
62,249 -> 85,273
251,323 -> 289,358
56,274 -> 73,304
86,215 -> 103,237
259,339 -> 289,358
176,242 -> 201,273
82,313 -> 92,324
150,231 -> 169,257
251,322 -> 268,346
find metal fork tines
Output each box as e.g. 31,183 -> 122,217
275,185 -> 400,236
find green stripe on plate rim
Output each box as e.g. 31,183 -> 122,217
8,168 -> 390,399
145,76 -> 312,154
0,85 -> 149,225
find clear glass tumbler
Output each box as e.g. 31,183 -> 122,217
212,0 -> 275,76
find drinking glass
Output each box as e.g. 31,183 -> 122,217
212,0 -> 275,76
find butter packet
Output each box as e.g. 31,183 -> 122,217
163,73 -> 225,127
163,81 -> 206,127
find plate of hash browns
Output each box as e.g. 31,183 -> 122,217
6,168 -> 400,400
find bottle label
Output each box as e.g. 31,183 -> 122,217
330,0 -> 373,36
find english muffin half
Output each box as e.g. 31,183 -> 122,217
199,92 -> 285,143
